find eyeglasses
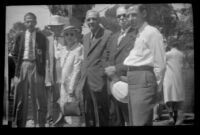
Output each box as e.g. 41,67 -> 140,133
64,33 -> 75,37
86,18 -> 97,22
117,14 -> 127,19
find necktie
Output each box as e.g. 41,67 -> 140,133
29,32 -> 34,60
117,31 -> 125,45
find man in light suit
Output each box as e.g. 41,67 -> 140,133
12,12 -> 47,127
77,10 -> 112,126
45,15 -> 66,127
105,6 -> 137,126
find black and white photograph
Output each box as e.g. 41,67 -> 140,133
3,4 -> 194,127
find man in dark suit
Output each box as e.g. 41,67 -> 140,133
77,10 -> 112,127
11,12 -> 47,127
105,6 -> 136,126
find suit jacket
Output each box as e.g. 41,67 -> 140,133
107,27 -> 137,77
78,26 -> 112,92
12,30 -> 47,78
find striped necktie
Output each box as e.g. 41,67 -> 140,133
29,32 -> 34,60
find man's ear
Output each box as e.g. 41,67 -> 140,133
142,10 -> 147,19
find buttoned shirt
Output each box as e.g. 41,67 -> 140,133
23,30 -> 36,60
124,22 -> 166,86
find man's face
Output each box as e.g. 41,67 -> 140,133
127,6 -> 145,29
24,15 -> 37,32
116,7 -> 128,29
85,12 -> 99,32
49,25 -> 64,36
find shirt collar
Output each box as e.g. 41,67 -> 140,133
138,21 -> 148,34
66,42 -> 79,51
26,29 -> 36,34
120,26 -> 131,35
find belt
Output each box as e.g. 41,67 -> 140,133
128,66 -> 153,72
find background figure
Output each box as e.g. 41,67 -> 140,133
12,12 -> 47,127
105,6 -> 136,126
76,10 -> 112,127
45,15 -> 66,127
58,23 -> 84,127
123,5 -> 166,126
163,43 -> 185,125
8,53 -> 16,126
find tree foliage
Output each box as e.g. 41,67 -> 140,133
47,5 -> 94,24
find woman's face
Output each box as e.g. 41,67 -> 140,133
63,30 -> 78,47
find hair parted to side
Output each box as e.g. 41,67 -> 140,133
24,12 -> 37,20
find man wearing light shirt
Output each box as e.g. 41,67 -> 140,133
124,5 -> 166,126
45,15 -> 66,127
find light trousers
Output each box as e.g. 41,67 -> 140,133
13,61 -> 47,127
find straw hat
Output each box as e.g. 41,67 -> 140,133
111,81 -> 128,103
48,15 -> 66,26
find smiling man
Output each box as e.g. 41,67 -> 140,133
76,10 -> 112,127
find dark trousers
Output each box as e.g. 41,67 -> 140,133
109,95 -> 129,126
46,83 -> 61,126
83,81 -> 109,127
13,61 -> 47,127
127,69 -> 157,126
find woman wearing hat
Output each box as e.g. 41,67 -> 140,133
58,24 -> 84,127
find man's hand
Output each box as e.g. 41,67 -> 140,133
105,66 -> 116,76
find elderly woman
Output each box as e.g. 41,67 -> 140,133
57,24 -> 84,127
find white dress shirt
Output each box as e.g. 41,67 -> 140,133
23,30 -> 36,60
124,22 -> 166,86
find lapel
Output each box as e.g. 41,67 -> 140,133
114,28 -> 136,58
110,32 -> 120,58
87,27 -> 103,57
19,32 -> 25,56
84,33 -> 91,57
35,31 -> 39,49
